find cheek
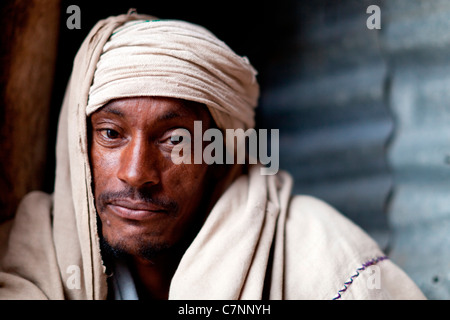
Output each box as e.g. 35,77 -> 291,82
90,145 -> 120,195
163,164 -> 210,204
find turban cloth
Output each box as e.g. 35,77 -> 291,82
86,19 -> 260,131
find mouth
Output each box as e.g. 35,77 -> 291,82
107,199 -> 168,221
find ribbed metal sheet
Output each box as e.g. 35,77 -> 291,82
259,0 -> 392,247
382,0 -> 450,299
259,0 -> 450,299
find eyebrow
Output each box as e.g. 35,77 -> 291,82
100,105 -> 125,117
157,111 -> 183,121
99,105 -> 185,121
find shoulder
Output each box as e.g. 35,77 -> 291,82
11,191 -> 53,228
0,191 -> 55,299
285,195 -> 381,254
283,195 -> 386,299
1,191 -> 53,256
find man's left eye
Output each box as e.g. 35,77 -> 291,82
170,135 -> 184,145
166,128 -> 191,146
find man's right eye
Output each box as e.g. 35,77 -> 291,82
99,129 -> 120,140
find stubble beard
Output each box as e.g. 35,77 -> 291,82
97,218 -> 171,263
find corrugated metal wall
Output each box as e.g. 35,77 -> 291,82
259,0 -> 391,246
259,0 -> 450,299
383,0 -> 450,300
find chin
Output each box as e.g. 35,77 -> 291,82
100,229 -> 173,261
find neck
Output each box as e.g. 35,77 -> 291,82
129,205 -> 206,300
130,245 -> 185,300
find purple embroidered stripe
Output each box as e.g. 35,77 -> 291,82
332,256 -> 388,300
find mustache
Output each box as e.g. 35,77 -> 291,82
96,186 -> 179,213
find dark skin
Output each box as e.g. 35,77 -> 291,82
89,96 -> 222,299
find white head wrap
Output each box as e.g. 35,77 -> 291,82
86,18 -> 260,131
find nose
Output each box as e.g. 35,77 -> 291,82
117,135 -> 160,188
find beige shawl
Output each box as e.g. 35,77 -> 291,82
0,12 -> 426,300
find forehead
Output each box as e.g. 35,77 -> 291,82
91,96 -> 212,123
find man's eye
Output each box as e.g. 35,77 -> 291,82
170,135 -> 183,145
100,129 -> 120,139
166,129 -> 191,146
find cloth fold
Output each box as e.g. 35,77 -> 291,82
169,165 -> 292,299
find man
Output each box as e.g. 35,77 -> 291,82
0,11 -> 426,300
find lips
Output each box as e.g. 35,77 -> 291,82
107,199 -> 168,221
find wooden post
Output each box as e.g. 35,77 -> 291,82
0,0 -> 61,222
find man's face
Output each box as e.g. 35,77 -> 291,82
89,96 -> 214,260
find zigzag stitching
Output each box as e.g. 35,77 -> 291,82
332,256 -> 388,300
